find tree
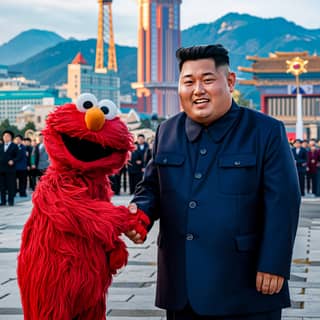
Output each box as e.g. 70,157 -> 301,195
22,121 -> 36,136
232,89 -> 254,108
0,119 -> 20,136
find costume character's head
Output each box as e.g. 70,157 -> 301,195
43,93 -> 133,175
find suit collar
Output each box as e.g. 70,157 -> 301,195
185,100 -> 241,143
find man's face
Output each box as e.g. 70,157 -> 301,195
178,58 -> 236,126
294,141 -> 301,148
137,136 -> 145,145
15,137 -> 22,145
2,133 -> 12,144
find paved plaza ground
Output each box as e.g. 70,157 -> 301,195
0,194 -> 319,319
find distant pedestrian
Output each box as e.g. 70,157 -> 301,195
0,130 -> 19,206
37,134 -> 49,176
292,139 -> 308,196
29,139 -> 39,190
14,135 -> 28,197
306,145 -> 320,195
23,138 -> 33,190
128,144 -> 144,194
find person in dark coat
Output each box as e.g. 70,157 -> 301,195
307,145 -> 320,195
0,130 -> 19,206
136,134 -> 150,166
126,45 -> 300,320
23,137 -> 33,190
127,144 -> 144,194
29,138 -> 40,190
14,135 -> 28,197
292,139 -> 308,196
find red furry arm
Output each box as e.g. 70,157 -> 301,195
33,183 -> 135,250
33,178 -> 150,249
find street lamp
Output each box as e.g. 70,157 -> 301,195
286,57 -> 308,140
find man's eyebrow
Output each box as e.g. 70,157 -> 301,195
182,71 -> 216,78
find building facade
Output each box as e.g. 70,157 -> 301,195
0,89 -> 69,126
132,0 -> 182,118
238,51 -> 320,138
67,52 -> 120,106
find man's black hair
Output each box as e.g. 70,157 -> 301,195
15,134 -> 23,140
176,44 -> 229,71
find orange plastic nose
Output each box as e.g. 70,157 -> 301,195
85,107 -> 105,131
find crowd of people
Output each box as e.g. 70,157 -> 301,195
291,138 -> 320,197
110,133 -> 152,195
2,129 -> 320,203
0,130 -> 49,206
0,129 -> 153,204
110,135 -> 320,198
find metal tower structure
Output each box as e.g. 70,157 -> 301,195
95,0 -> 118,73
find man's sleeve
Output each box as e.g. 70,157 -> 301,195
257,121 -> 301,279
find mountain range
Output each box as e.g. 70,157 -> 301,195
1,12 -> 320,99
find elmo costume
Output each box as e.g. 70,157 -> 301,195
17,93 -> 149,320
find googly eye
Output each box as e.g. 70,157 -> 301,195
98,99 -> 118,120
76,93 -> 98,112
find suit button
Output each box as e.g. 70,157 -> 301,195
194,173 -> 202,179
234,161 -> 241,166
200,148 -> 207,155
186,233 -> 194,241
162,158 -> 168,164
189,201 -> 197,208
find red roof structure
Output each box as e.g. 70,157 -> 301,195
71,52 -> 88,65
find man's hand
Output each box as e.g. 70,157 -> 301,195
8,160 -> 14,166
256,272 -> 284,295
125,203 -> 145,244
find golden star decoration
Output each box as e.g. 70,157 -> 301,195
286,57 -> 308,76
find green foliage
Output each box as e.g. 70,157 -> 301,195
139,117 -> 166,131
0,119 -> 36,137
21,121 -> 36,135
232,89 -> 254,108
0,119 -> 20,136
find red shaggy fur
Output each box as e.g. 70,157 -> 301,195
17,103 -> 149,319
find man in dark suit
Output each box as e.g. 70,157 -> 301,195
0,130 -> 19,206
126,45 -> 300,320
291,139 -> 308,196
14,135 -> 28,197
127,144 -> 144,194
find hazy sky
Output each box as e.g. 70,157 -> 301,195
0,0 -> 319,46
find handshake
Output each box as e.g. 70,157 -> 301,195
126,203 -> 149,244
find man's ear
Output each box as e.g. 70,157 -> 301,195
227,72 -> 236,93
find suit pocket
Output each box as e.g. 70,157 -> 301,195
235,233 -> 259,251
154,153 -> 185,166
218,153 -> 256,194
154,153 -> 185,191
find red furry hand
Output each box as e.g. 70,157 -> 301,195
128,209 -> 150,241
109,239 -> 128,274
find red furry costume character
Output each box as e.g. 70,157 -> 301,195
17,93 -> 149,320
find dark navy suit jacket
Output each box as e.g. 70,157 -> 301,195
133,101 -> 300,316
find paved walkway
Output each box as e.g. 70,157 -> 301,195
0,195 -> 319,319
